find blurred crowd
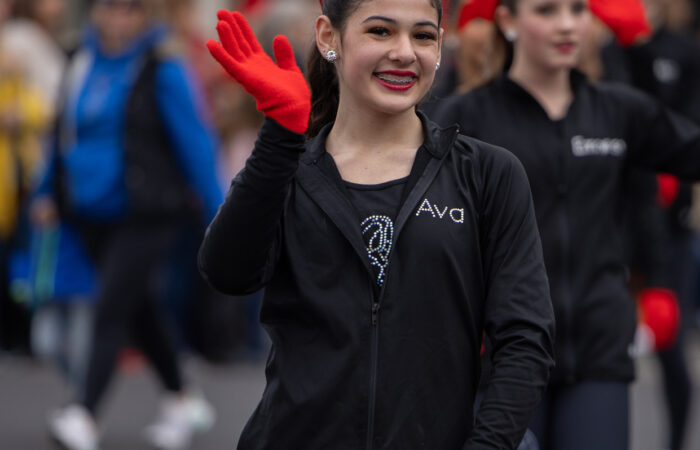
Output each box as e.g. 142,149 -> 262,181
0,1 -> 320,448
0,0 -> 700,449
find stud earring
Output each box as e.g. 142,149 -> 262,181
435,61 -> 441,71
505,30 -> 518,42
324,49 -> 338,63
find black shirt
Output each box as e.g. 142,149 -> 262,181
344,177 -> 407,287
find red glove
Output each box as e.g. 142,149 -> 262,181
458,0 -> 498,30
639,288 -> 680,351
589,0 -> 652,47
656,174 -> 680,209
207,10 -> 311,134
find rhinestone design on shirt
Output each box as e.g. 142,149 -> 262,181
361,214 -> 394,286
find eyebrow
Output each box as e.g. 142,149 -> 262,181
362,15 -> 439,30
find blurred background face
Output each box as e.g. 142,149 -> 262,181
92,0 -> 148,53
501,0 -> 592,72
32,0 -> 68,31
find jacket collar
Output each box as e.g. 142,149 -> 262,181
295,111 -> 459,286
300,110 -> 458,165
498,68 -> 588,95
494,69 -> 588,120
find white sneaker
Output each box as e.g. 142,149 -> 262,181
143,390 -> 216,449
48,404 -> 99,450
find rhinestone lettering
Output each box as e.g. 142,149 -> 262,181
361,215 -> 394,286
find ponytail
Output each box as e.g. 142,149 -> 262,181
306,43 -> 339,137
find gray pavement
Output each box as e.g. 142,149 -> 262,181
1,335 -> 700,450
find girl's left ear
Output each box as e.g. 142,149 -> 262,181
315,15 -> 338,57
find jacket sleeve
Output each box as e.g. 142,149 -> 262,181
198,118 -> 305,295
464,145 -> 555,450
622,169 -> 672,287
621,86 -> 700,179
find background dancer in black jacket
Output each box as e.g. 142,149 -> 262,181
597,1 -> 700,447
200,0 -> 555,448
433,0 -> 700,448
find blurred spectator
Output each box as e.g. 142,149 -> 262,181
1,0 -> 93,400
165,0 -> 224,109
32,0 -> 223,449
9,220 -> 96,394
255,0 -> 318,69
2,0 -> 68,114
159,0 -> 264,363
0,0 -> 49,353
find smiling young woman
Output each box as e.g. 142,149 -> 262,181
200,0 -> 555,448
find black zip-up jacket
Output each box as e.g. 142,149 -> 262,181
199,114 -> 555,449
432,72 -> 700,384
603,28 -> 700,234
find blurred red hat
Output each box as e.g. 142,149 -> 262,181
458,0 -> 498,30
589,0 -> 652,46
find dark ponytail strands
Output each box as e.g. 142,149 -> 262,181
306,39 -> 340,137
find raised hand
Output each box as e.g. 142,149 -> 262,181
589,0 -> 652,47
207,11 -> 311,134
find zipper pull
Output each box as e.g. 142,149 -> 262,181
371,303 -> 381,326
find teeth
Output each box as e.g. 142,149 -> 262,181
376,74 -> 414,84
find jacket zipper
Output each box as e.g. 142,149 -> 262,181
556,121 -> 576,382
361,132 -> 453,449
559,204 -> 576,381
366,298 -> 381,450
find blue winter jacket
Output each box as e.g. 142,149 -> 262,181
38,25 -> 222,223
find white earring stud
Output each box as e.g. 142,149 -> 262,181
505,30 -> 517,42
324,49 -> 337,63
435,61 -> 441,71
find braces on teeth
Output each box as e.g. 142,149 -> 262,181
376,74 -> 414,84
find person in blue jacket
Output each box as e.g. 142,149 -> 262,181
30,1 -> 222,449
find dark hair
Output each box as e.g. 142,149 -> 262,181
495,0 -> 516,72
500,0 -> 518,13
12,0 -> 37,18
306,0 -> 443,137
